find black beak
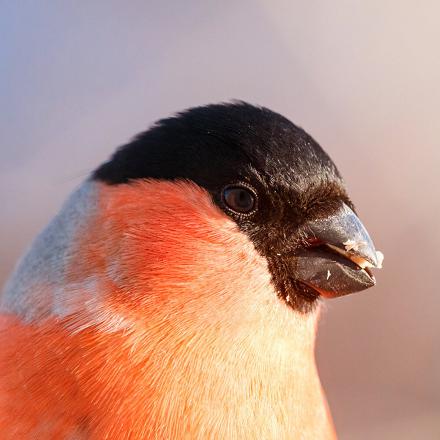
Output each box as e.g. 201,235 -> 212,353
294,203 -> 380,298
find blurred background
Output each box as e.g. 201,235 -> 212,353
1,1 -> 439,438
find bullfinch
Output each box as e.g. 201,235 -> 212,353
0,102 -> 382,439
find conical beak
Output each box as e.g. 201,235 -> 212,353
294,203 -> 383,298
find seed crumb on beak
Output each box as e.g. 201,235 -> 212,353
375,250 -> 384,269
327,243 -> 384,271
343,239 -> 365,252
326,270 -> 331,280
341,240 -> 384,270
350,251 -> 384,270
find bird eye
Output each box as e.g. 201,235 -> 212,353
222,185 -> 256,214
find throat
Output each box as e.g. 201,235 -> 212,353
76,304 -> 330,439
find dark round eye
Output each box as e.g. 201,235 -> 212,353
222,186 -> 256,214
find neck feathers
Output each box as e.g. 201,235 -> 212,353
1,179 -> 335,438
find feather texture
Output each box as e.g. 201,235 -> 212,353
0,180 -> 335,439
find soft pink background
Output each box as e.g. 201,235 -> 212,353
1,2 -> 439,438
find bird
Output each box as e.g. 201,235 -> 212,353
0,102 -> 382,439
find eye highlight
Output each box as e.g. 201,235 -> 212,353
222,185 -> 256,214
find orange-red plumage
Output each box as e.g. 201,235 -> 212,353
0,181 -> 336,438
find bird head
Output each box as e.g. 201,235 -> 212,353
0,102 -> 383,438
93,101 -> 382,315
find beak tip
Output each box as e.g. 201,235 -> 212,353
370,252 -> 379,267
367,273 -> 376,287
293,204 -> 382,300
